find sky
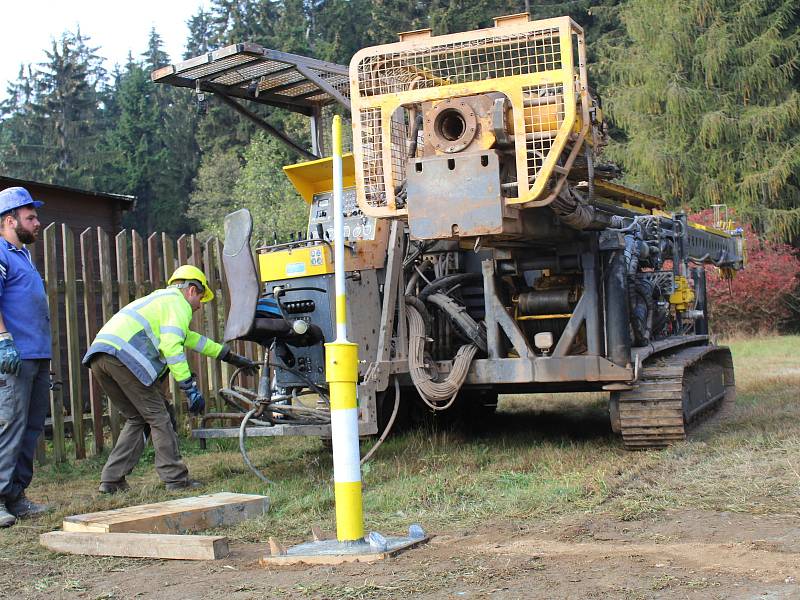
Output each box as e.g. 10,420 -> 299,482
0,0 -> 209,99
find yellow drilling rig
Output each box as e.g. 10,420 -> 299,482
153,13 -> 744,455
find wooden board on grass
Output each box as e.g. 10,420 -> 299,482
41,531 -> 228,560
63,492 -> 269,534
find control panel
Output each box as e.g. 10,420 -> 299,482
308,186 -> 377,242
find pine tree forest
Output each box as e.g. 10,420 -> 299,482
0,0 -> 798,246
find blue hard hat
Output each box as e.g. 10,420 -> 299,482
0,187 -> 44,215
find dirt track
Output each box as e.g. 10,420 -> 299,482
11,508 -> 798,599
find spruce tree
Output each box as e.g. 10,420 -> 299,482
33,30 -> 103,187
0,65 -> 44,179
185,9 -> 215,58
600,0 -> 800,241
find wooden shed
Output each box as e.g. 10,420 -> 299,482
0,176 -> 134,236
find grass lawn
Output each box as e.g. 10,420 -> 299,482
2,335 -> 798,597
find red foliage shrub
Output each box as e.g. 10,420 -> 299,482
688,210 -> 800,336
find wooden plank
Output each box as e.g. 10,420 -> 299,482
115,230 -> 131,307
176,235 -> 197,420
62,224 -> 85,460
112,231 -> 130,444
80,228 -> 104,455
246,245 -> 262,390
35,433 -> 46,465
147,232 -> 163,287
213,237 -> 234,385
204,238 -> 223,411
62,492 -> 269,534
43,224 -> 65,462
40,531 -> 229,561
99,227 -> 121,442
190,235 -> 210,403
131,230 -> 145,299
162,233 -> 183,427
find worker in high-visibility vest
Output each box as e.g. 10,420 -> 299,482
83,265 -> 257,493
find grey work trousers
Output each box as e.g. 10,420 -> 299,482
90,354 -> 188,485
0,359 -> 50,501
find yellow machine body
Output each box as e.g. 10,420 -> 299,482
258,152 -> 390,283
258,244 -> 334,280
349,13 -> 594,218
283,154 -> 357,203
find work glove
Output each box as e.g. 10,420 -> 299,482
219,344 -> 259,376
178,378 -> 205,415
0,334 -> 21,376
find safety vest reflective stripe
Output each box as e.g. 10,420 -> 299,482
193,336 -> 209,352
95,333 -> 159,382
83,288 -> 225,386
165,352 -> 187,365
161,325 -> 185,340
83,288 -> 193,385
120,307 -> 159,350
186,331 -> 224,359
127,289 -> 177,310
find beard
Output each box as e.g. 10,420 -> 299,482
15,222 -> 37,244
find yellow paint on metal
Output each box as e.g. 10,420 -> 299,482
516,313 -> 573,320
592,179 -> 666,210
669,275 -> 695,311
325,341 -> 359,386
258,245 -> 333,281
528,101 -> 561,132
349,16 -> 588,215
334,481 -> 364,541
333,115 -> 342,153
282,154 -> 356,203
621,202 -> 652,215
689,222 -> 731,239
336,295 -> 347,327
328,382 -> 358,411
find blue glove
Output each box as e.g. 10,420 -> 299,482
178,378 -> 205,415
0,336 -> 21,376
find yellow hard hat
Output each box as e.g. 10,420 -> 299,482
168,264 -> 214,303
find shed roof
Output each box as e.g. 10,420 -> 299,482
0,176 -> 135,206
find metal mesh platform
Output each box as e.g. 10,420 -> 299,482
152,43 -> 350,115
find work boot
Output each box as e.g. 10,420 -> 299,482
98,479 -> 130,495
165,479 -> 204,491
0,501 -> 16,528
7,493 -> 51,518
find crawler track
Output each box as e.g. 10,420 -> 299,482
612,344 -> 735,449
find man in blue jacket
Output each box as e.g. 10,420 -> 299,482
0,187 -> 51,527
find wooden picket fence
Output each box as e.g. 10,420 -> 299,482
37,222 -> 260,463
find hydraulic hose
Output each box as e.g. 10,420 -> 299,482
360,378 -> 401,465
418,272 -> 482,302
405,259 -> 433,294
239,407 -> 273,485
405,295 -> 432,337
426,292 -> 487,352
406,302 -> 478,410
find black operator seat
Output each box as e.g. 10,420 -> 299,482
221,209 -> 322,347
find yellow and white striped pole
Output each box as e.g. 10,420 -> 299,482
325,115 -> 364,542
